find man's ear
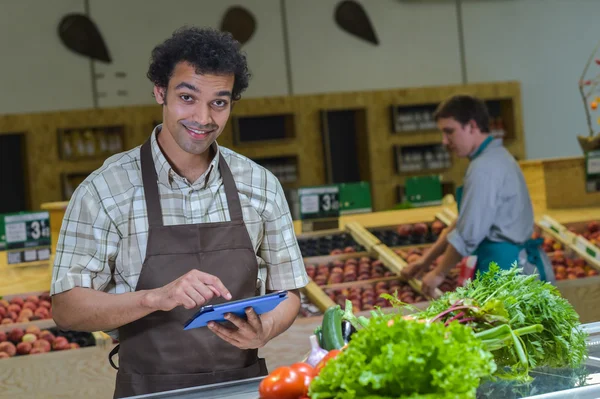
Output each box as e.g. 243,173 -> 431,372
153,86 -> 167,105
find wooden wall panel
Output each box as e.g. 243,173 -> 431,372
544,157 -> 600,209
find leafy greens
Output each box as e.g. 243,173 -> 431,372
413,263 -> 588,380
308,313 -> 496,399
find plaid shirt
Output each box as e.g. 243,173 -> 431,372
51,126 -> 308,303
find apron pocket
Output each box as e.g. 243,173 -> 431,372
115,358 -> 268,398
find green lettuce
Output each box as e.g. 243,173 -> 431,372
308,315 -> 496,399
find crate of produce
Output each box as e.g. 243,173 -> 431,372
554,218 -> 600,262
305,255 -> 396,287
367,219 -> 447,248
324,279 -> 427,313
535,218 -> 600,272
297,231 -> 365,258
0,320 -> 111,360
0,290 -> 53,327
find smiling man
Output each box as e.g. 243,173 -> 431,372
49,26 -> 308,398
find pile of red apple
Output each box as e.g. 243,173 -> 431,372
395,220 -> 446,238
0,326 -> 79,359
394,248 -> 460,292
326,280 -> 425,312
531,231 -> 563,253
551,250 -> 598,281
569,221 -> 600,247
328,246 -> 359,256
0,292 -> 52,325
306,257 -> 395,286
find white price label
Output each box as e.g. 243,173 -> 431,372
24,250 -> 37,262
588,155 -> 600,174
300,194 -> 319,214
38,248 -> 50,260
7,252 -> 22,264
5,222 -> 26,243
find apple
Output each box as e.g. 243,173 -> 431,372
29,347 -> 45,355
0,352 -> 9,359
52,336 -> 70,351
8,328 -> 24,344
413,223 -> 428,236
70,343 -> 80,350
16,316 -> 30,323
9,297 -> 24,307
19,309 -> 33,319
1,318 -> 13,325
38,300 -> 51,310
16,342 -> 32,355
32,339 -> 51,352
7,304 -> 21,314
0,341 -> 16,357
22,302 -> 37,311
25,296 -> 39,305
22,333 -> 37,343
0,300 -> 9,308
396,224 -> 413,237
34,307 -> 49,319
0,332 -> 6,343
588,221 -> 600,233
25,326 -> 41,336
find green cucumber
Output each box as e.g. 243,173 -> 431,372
322,306 -> 345,350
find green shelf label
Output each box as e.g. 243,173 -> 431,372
586,247 -> 597,258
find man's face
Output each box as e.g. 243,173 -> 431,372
154,62 -> 234,156
438,117 -> 477,158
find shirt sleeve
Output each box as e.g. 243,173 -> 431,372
259,177 -> 309,291
447,167 -> 500,257
50,183 -> 120,296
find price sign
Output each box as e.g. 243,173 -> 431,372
0,211 -> 51,265
585,150 -> 600,193
298,185 -> 340,220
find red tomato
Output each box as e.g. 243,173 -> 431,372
289,362 -> 315,395
314,349 -> 342,376
258,366 -> 306,399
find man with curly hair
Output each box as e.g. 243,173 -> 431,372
50,26 -> 308,398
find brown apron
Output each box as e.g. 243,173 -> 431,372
108,138 -> 268,398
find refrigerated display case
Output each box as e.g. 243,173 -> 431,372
121,322 -> 600,399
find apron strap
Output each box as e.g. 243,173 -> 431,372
140,139 -> 164,228
524,238 -> 547,281
218,151 -> 244,222
108,344 -> 120,370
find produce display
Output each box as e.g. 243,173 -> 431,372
297,220 -> 447,258
568,220 -> 600,247
0,292 -> 52,324
531,228 -> 599,281
325,280 -> 425,311
305,257 -> 395,287
298,233 -> 364,258
0,325 -> 96,358
551,250 -> 599,280
369,219 -> 446,247
258,263 -> 588,399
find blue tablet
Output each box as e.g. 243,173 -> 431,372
183,291 -> 288,330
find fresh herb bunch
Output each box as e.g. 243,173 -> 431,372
308,314 -> 496,399
414,263 -> 588,380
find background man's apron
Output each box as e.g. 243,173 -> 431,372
455,136 -> 554,283
108,139 -> 268,398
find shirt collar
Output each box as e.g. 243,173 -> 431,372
468,135 -> 501,160
149,124 -> 221,190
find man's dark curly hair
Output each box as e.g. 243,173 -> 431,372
147,26 -> 251,102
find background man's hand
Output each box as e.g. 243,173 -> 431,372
144,269 -> 231,312
401,259 -> 428,280
208,307 -> 273,349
